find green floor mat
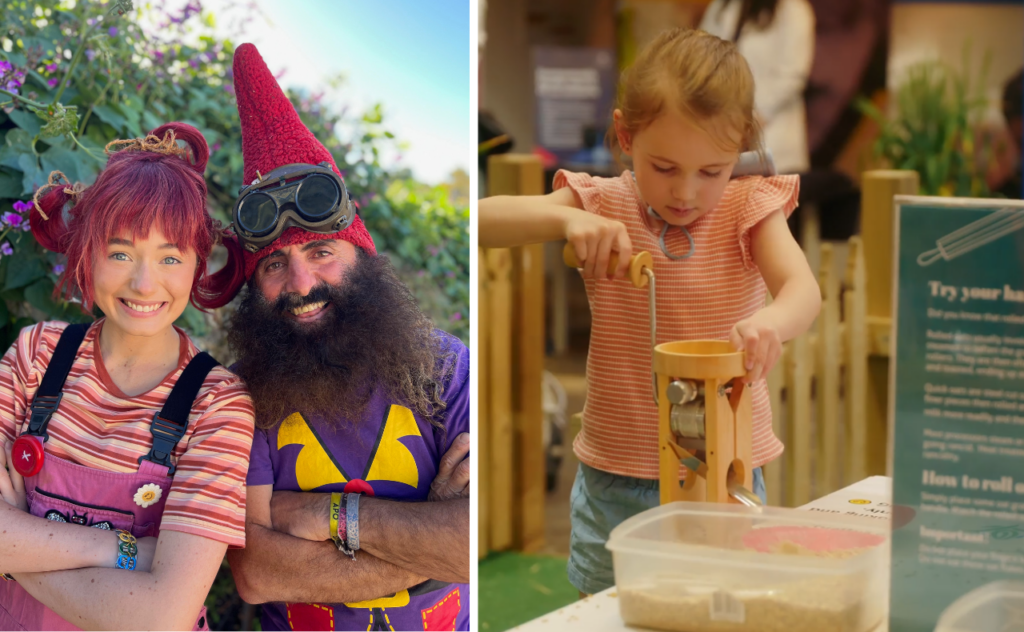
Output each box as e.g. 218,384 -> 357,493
479,552 -> 579,631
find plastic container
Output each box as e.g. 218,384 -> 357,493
606,502 -> 890,632
935,581 -> 1024,632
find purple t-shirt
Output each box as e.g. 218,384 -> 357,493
245,333 -> 470,631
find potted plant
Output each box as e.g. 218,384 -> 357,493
856,46 -> 994,198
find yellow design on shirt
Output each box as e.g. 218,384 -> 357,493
276,406 -> 422,493
277,412 -> 347,491
344,590 -> 410,609
365,405 -> 420,489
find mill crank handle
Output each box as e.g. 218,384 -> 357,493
562,243 -> 653,290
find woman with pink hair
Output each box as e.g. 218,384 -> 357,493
0,122 -> 254,630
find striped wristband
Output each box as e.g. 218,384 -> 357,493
330,492 -> 355,560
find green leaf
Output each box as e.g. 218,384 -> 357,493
5,256 -> 46,292
40,145 -> 80,184
17,153 -> 44,196
24,279 -> 60,315
117,101 -> 142,137
0,170 -> 21,198
8,108 -> 43,136
72,136 -> 104,185
91,104 -> 128,133
0,129 -> 36,170
141,110 -> 163,133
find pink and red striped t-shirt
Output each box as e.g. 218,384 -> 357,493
0,320 -> 255,547
554,169 -> 800,479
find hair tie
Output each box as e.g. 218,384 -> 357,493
32,171 -> 83,221
105,129 -> 192,163
210,219 -> 236,247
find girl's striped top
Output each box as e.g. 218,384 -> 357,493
0,320 -> 255,547
554,169 -> 800,479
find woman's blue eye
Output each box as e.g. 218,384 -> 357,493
163,257 -> 181,265
111,252 -> 129,261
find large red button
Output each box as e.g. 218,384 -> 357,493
11,435 -> 43,477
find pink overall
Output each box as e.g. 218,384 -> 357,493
0,437 -> 210,631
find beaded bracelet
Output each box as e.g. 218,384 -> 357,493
346,491 -> 360,553
114,529 -> 138,571
329,492 -> 355,560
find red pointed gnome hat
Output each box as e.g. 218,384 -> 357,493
233,42 -> 375,279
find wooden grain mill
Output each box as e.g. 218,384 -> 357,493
564,244 -> 759,507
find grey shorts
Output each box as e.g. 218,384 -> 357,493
567,462 -> 767,595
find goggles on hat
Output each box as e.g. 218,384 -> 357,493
232,162 -> 355,253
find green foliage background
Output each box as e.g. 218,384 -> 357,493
0,0 -> 468,357
0,2 -> 467,628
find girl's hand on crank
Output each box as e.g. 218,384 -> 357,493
730,314 -> 782,384
565,213 -> 632,280
0,442 -> 27,511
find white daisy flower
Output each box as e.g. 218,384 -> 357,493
134,483 -> 163,508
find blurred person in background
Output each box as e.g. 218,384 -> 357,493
995,69 -> 1023,199
700,0 -> 815,175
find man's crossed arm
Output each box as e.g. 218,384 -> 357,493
227,432 -> 470,605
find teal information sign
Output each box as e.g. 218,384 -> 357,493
891,196 -> 1024,631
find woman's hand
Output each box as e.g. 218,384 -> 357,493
565,213 -> 632,280
730,311 -> 782,384
0,442 -> 27,511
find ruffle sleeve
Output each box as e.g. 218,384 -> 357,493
737,175 -> 800,269
552,169 -> 605,216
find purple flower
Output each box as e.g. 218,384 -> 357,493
0,61 -> 10,73
45,63 -> 58,73
108,26 -> 119,37
2,212 -> 24,228
0,243 -> 12,256
47,78 -> 59,88
449,312 -> 462,322
154,50 -> 164,62
446,271 -> 456,279
86,49 -> 96,62
12,200 -> 32,213
52,264 -> 65,275
211,143 -> 221,152
189,59 -> 198,69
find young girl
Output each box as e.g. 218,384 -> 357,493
0,122 -> 254,630
479,28 -> 821,596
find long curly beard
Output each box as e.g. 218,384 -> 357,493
227,251 -> 454,430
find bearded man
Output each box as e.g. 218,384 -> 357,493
225,43 -> 469,632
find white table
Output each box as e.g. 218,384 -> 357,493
511,477 -> 893,632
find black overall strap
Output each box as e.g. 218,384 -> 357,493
26,323 -> 90,441
139,351 -> 220,475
